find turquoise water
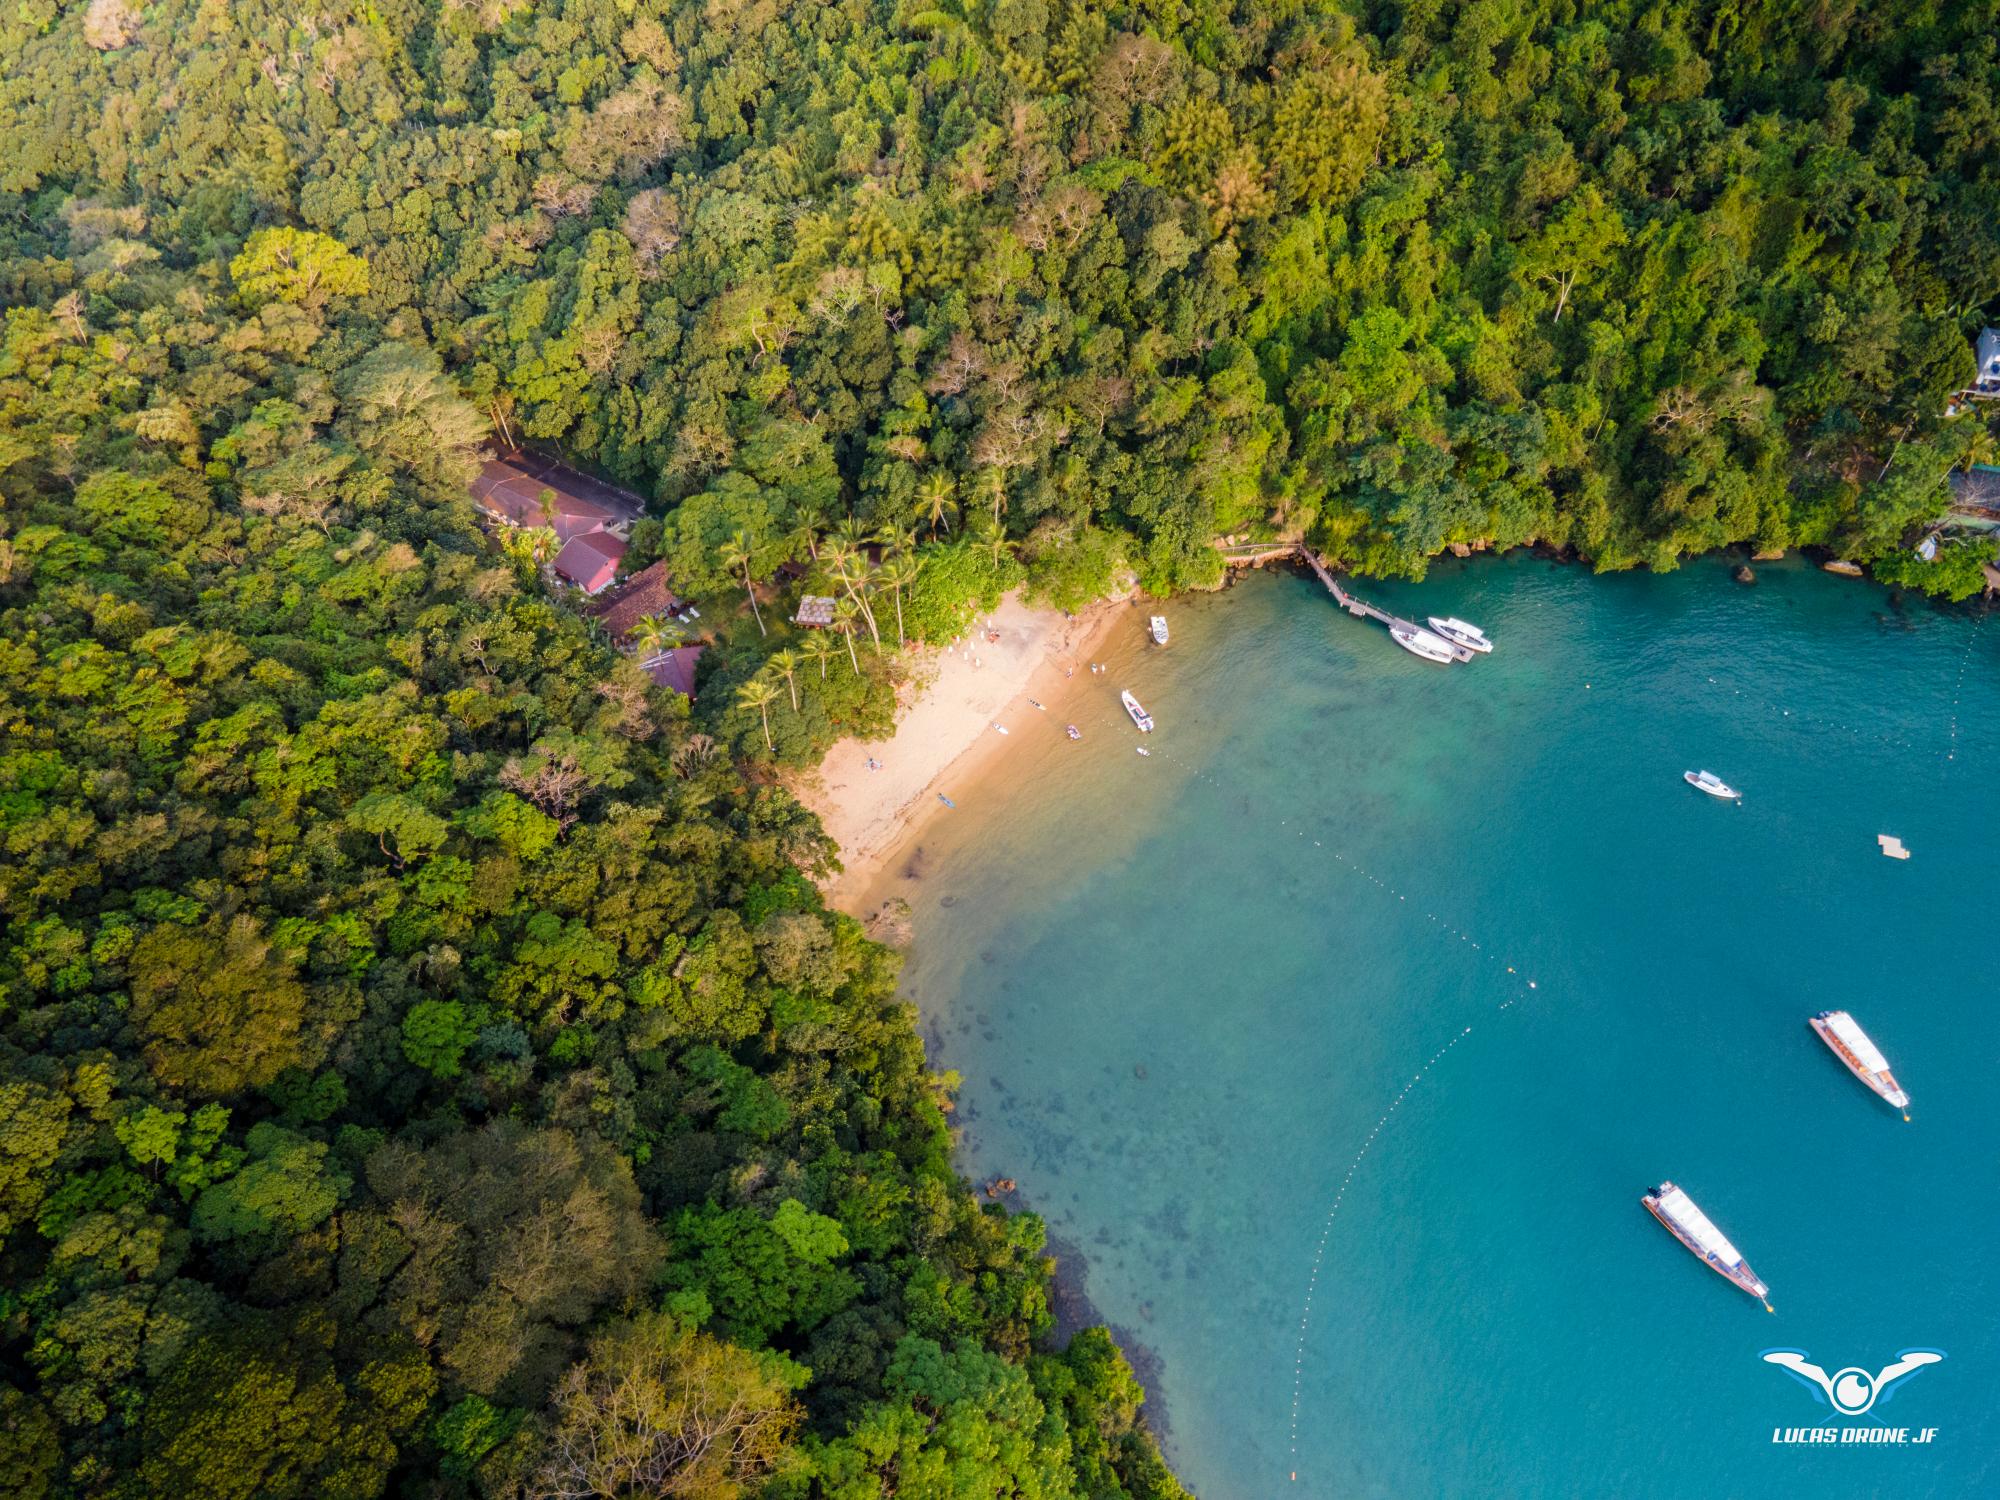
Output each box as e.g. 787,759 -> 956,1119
883,557 -> 2000,1499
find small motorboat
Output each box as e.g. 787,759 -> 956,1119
1390,624 -> 1456,663
1028,698 -> 1045,710
992,723 -> 1009,735
1135,746 -> 1150,756
1426,616 -> 1492,653
1121,690 -> 1154,732
1065,724 -> 1081,740
937,794 -> 956,808
1149,615 -> 1169,646
1684,769 -> 1740,800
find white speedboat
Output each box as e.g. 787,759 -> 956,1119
1149,615 -> 1169,646
1121,690 -> 1154,732
1684,769 -> 1740,800
1427,616 -> 1492,653
1390,624 -> 1456,663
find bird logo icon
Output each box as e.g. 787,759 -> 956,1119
1761,1349 -> 1945,1417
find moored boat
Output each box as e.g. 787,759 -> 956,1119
1149,615 -> 1169,646
1810,1010 -> 1909,1115
1389,624 -> 1456,663
1643,1181 -> 1769,1306
1426,616 -> 1493,653
1065,724 -> 1081,740
1683,769 -> 1740,800
1121,690 -> 1154,732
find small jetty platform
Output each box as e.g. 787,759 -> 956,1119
1296,548 -> 1475,662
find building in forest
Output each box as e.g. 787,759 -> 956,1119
1977,328 -> 2000,394
586,559 -> 687,640
794,595 -> 838,627
641,644 -> 706,699
551,530 -> 628,595
469,448 -> 644,540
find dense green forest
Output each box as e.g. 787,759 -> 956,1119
4,0 -> 2000,1495
0,258 -> 1182,1496
10,0 -> 1999,602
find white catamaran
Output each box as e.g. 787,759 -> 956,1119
1121,689 -> 1154,733
1426,616 -> 1493,653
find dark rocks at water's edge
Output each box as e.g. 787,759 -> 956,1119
865,896 -> 913,946
1042,1228 -> 1178,1446
1735,564 -> 1757,585
901,844 -> 930,881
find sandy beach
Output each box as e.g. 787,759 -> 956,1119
797,589 -> 1133,909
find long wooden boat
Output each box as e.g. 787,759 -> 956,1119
1643,1181 -> 1770,1307
1810,1010 -> 1909,1116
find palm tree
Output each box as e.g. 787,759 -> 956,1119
879,556 -> 919,647
769,649 -> 801,711
976,469 -> 1008,526
833,597 -> 864,674
736,676 -> 780,752
721,530 -> 765,637
977,526 -> 1014,572
875,522 -> 918,560
825,541 -> 882,652
919,472 -> 956,536
802,633 -> 837,680
631,613 -> 684,658
833,516 -> 873,550
790,497 -> 831,560
1961,422 -> 1998,475
783,520 -> 819,567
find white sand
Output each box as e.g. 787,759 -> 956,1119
795,590 -> 1128,908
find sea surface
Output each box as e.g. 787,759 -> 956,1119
876,556 -> 2000,1500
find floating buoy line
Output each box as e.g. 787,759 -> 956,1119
1943,611 -> 1987,766
1695,674 -> 1925,755
996,631 -> 1979,1485
1046,708 -> 1544,1487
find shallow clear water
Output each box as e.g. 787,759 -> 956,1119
883,556 -> 2000,1499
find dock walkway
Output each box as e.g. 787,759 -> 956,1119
1295,548 -> 1474,662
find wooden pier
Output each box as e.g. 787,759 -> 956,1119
1295,548 -> 1474,662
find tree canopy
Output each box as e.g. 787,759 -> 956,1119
3,0 -> 1998,1494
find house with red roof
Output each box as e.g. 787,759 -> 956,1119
642,645 -> 706,699
586,559 -> 685,639
552,530 -> 628,596
469,448 -> 643,542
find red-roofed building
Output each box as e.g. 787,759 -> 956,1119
642,645 -> 706,699
586,559 -> 686,640
553,530 -> 628,595
469,449 -> 643,542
